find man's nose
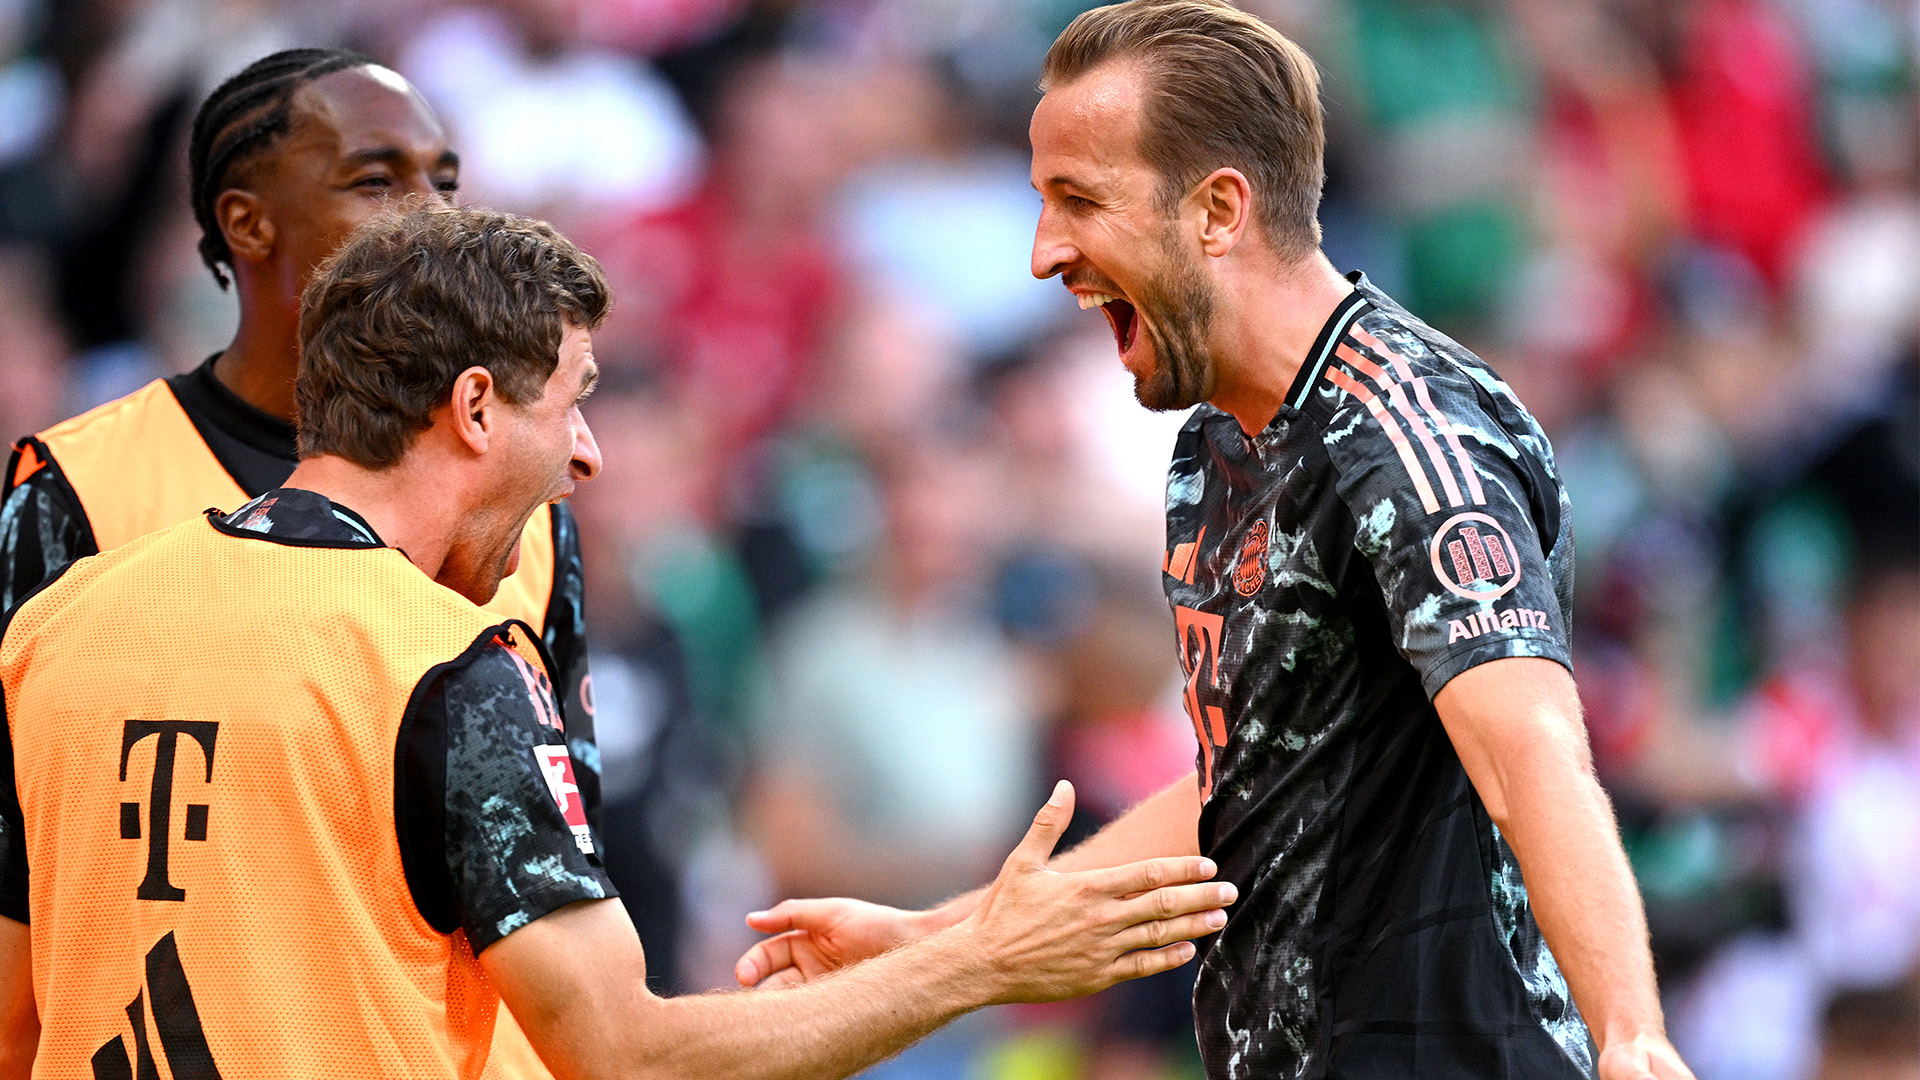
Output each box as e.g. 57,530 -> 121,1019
571,412 -> 602,482
1031,205 -> 1075,280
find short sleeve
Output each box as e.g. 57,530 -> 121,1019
396,631 -> 616,953
1323,371 -> 1573,698
1,439 -> 98,614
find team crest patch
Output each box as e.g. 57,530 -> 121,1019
1430,512 -> 1521,600
1233,519 -> 1269,597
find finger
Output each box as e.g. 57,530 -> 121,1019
1110,908 -> 1229,953
1114,881 -> 1237,927
1086,856 -> 1219,898
745,899 -> 831,934
1003,780 -> 1075,872
755,966 -> 810,990
1104,941 -> 1198,986
733,930 -> 802,987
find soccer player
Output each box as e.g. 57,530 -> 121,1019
734,4 -> 1697,1079
0,48 -> 597,1077
0,205 -> 1233,1078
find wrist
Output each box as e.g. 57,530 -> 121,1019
908,920 -> 1006,1012
913,893 -> 976,938
1596,1018 -> 1669,1053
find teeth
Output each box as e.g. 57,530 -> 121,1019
1077,292 -> 1117,310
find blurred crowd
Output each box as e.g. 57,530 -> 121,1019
0,0 -> 1915,1077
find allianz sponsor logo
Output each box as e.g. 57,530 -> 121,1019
1447,606 -> 1550,644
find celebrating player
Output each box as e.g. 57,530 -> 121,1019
0,205 -> 1233,1078
0,51 -> 596,1073
735,3 -> 1695,1078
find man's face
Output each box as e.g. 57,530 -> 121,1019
1031,62 -> 1217,411
475,323 -> 603,594
253,65 -> 459,297
432,324 -> 602,606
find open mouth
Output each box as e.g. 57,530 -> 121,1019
1080,291 -> 1139,357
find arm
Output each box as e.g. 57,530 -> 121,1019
0,917 -> 32,1078
0,441 -> 98,613
489,783 -> 1233,1080
735,771 -> 1202,988
1436,657 -> 1692,1080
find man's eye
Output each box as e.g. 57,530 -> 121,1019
353,176 -> 392,190
1066,195 -> 1095,210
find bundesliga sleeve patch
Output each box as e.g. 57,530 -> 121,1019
533,745 -> 594,855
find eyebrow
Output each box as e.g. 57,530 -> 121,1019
340,146 -> 460,171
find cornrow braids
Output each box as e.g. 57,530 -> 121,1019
187,48 -> 378,288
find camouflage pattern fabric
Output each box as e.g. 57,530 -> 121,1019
1165,276 -> 1595,1079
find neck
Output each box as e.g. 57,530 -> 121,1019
282,454 -> 458,581
213,275 -> 301,422
1206,249 -> 1353,437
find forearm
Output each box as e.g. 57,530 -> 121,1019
917,773 -> 1202,933
1051,772 -> 1201,872
637,928 -> 987,1080
1494,748 -> 1664,1049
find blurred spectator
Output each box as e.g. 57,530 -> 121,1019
398,1 -> 704,222
743,437 -> 1037,909
1815,987 -> 1920,1080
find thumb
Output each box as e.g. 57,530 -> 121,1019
1005,780 -> 1074,871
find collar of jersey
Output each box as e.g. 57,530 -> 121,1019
1283,271 -> 1373,414
205,487 -> 387,550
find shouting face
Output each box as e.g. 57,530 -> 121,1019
1030,61 -> 1218,411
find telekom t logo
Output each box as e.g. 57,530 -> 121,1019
119,720 -> 218,902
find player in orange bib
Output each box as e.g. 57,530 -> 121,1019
0,51 -> 594,1076
0,204 -> 1233,1080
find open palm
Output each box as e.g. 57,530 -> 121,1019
735,898 -> 923,989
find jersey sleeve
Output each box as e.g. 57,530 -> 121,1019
542,501 -> 601,832
1,439 -> 98,614
1322,369 -> 1573,698
396,630 -> 616,954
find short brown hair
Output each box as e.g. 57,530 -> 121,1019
297,204 -> 610,468
1042,0 -> 1326,257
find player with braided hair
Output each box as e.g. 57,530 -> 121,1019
186,47 -> 384,290
0,49 -> 598,1080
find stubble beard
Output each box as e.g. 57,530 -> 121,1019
1132,229 -> 1217,413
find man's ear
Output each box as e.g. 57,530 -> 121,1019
215,189 -> 274,265
447,366 -> 497,456
1192,168 -> 1253,258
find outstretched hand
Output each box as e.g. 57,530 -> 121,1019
735,899 -> 922,989
738,781 -> 1233,1001
957,779 -> 1232,1003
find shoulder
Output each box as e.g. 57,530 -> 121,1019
33,380 -> 176,456
415,628 -> 561,734
1302,295 -> 1546,486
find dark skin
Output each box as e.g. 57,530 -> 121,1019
210,64 -> 460,420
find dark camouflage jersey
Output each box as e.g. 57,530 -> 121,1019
1167,275 -> 1595,1079
0,488 -> 616,947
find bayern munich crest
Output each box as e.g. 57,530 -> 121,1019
1233,519 -> 1270,597
1429,512 -> 1521,600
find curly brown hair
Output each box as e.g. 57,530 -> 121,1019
296,204 -> 610,469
